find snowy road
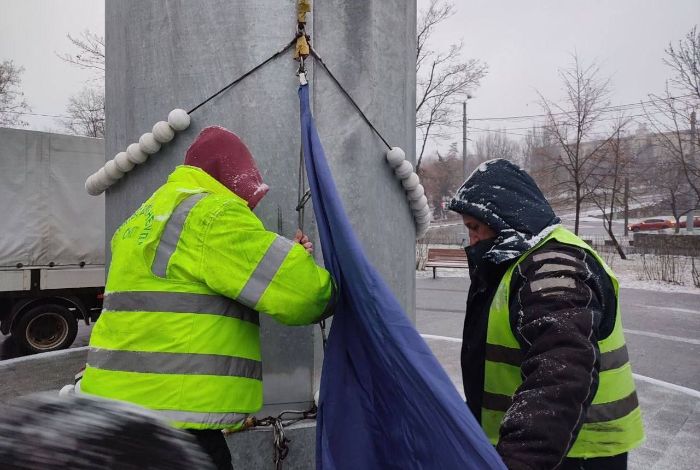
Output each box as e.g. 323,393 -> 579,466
416,278 -> 700,390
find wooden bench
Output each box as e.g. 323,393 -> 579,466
425,248 -> 469,278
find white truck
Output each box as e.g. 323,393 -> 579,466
0,128 -> 105,354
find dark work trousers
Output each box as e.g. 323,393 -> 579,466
188,429 -> 234,470
559,452 -> 627,470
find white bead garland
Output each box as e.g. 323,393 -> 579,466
139,132 -> 161,155
87,122 -> 432,242
104,159 -> 125,180
385,146 -> 432,239
407,184 -> 425,201
415,205 -> 431,219
410,195 -> 428,211
386,147 -> 405,168
85,174 -> 101,196
114,151 -> 135,172
401,172 -> 420,191
95,167 -> 117,190
85,108 -> 191,195
168,108 -> 191,131
152,121 -> 175,143
126,143 -> 148,164
394,160 -> 413,179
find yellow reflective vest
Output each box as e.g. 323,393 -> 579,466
82,165 -> 334,430
481,226 -> 644,458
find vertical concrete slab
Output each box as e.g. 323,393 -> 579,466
105,1 -> 416,452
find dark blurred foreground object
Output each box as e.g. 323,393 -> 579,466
0,393 -> 215,470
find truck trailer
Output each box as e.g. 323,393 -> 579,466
0,128 -> 105,354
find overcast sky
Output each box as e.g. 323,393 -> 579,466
1,0 -> 698,150
421,0 -> 699,150
0,0 -> 105,132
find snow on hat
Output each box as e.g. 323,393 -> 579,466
185,126 -> 269,209
448,159 -> 560,264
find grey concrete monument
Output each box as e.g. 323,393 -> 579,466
105,1 -> 416,466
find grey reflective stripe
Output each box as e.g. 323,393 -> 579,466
238,236 -> 294,307
485,344 -> 523,367
104,291 -> 259,325
600,345 -> 629,371
532,252 -> 578,264
155,409 -> 247,426
88,348 -> 262,380
585,391 -> 639,423
530,276 -> 577,291
535,263 -> 577,275
486,343 -> 629,371
152,193 -> 206,277
483,390 -> 640,423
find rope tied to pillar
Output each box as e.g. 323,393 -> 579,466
86,2 -> 429,231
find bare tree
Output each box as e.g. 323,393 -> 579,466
57,30 -> 105,137
643,85 -> 699,203
0,60 -> 30,127
56,31 -> 105,76
521,126 -> 562,198
64,87 -> 105,138
420,143 -> 463,219
664,25 -> 700,101
521,126 -> 554,173
644,25 -> 700,220
538,54 -> 613,234
415,0 -> 487,171
473,130 -> 519,166
587,120 -> 631,259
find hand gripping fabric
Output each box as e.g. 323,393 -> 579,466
299,84 -> 505,470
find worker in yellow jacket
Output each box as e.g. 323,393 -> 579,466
81,126 -> 336,470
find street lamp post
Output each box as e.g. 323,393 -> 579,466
462,94 -> 473,181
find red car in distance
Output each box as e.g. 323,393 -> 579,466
628,218 -> 674,232
675,216 -> 700,229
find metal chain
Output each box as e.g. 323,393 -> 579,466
228,407 -> 317,470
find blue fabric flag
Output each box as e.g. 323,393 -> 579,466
299,84 -> 506,470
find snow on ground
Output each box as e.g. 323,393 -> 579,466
416,266 -> 469,279
417,250 -> 700,295
605,255 -> 700,295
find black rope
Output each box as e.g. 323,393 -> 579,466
187,38 -> 297,115
309,47 -> 393,150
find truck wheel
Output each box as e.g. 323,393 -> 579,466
12,304 -> 78,354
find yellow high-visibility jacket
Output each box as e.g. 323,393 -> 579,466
82,165 -> 334,430
482,226 -> 644,457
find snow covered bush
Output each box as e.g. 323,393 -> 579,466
639,253 -> 688,285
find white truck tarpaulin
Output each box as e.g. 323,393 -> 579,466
0,128 -> 105,268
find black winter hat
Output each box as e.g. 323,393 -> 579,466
448,159 -> 560,263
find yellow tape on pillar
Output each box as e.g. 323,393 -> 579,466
297,0 -> 311,23
295,36 -> 310,59
294,0 -> 311,60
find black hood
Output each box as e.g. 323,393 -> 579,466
448,159 -> 560,264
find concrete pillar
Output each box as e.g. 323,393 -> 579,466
105,1 -> 415,465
